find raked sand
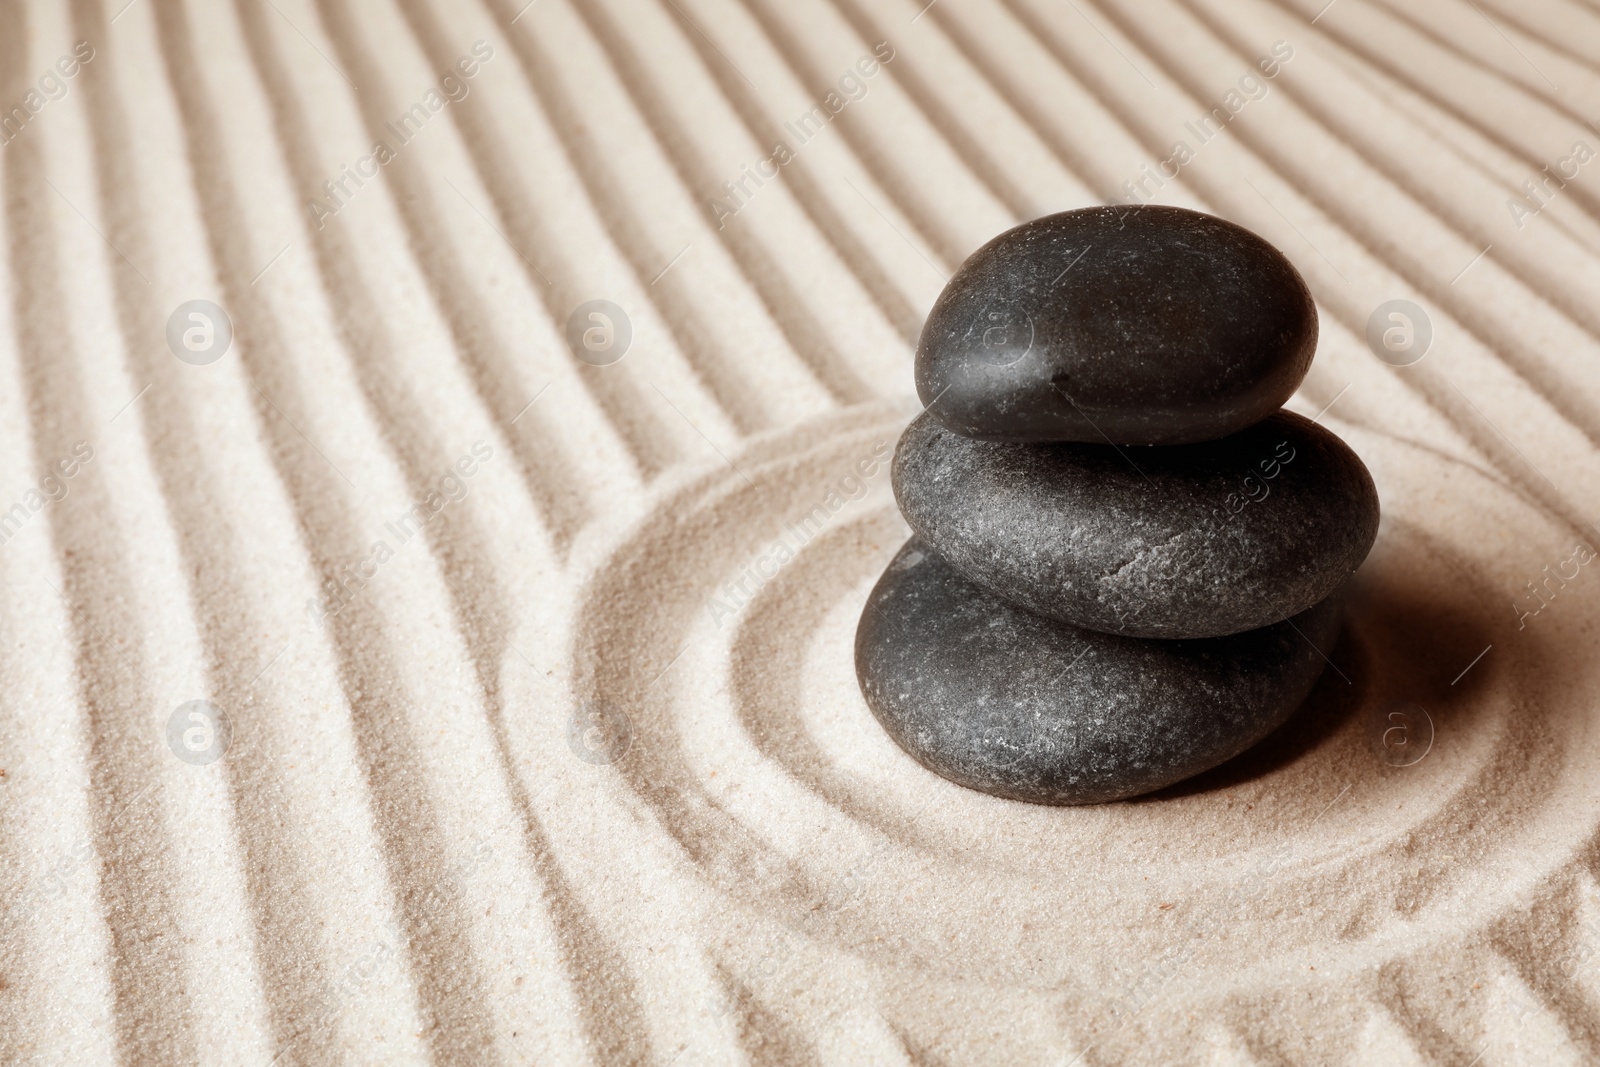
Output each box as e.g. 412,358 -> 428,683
2,0 -> 1600,1063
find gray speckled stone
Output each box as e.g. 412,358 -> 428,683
893,408 -> 1378,639
855,540 -> 1342,805
916,205 -> 1316,445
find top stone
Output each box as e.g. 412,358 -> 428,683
916,205 -> 1317,445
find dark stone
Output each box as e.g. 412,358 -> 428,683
915,205 -> 1317,445
854,540 -> 1343,805
892,408 -> 1378,639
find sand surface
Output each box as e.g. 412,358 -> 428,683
2,0 -> 1600,1063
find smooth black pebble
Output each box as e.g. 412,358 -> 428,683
916,205 -> 1317,445
855,540 -> 1343,805
892,408 -> 1378,639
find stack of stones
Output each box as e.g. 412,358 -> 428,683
855,206 -> 1380,805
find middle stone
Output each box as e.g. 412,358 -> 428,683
893,407 -> 1379,639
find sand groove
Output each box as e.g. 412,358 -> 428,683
65,0 -> 350,1060
1,6 -> 200,1061
154,1 -> 507,1059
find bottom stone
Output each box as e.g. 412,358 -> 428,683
854,539 -> 1343,804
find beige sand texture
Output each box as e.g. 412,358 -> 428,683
1,0 -> 1599,1063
